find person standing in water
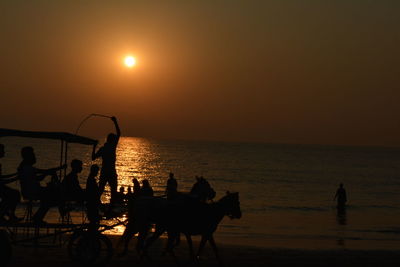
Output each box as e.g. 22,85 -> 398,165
92,116 -> 121,204
334,183 -> 347,209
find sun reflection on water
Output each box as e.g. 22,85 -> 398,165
102,137 -> 168,234
116,137 -> 167,192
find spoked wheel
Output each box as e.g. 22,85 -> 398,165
0,230 -> 12,266
68,229 -> 113,265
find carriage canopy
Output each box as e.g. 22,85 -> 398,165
0,128 -> 97,145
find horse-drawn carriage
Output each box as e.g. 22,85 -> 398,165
0,128 -> 119,265
0,128 -> 242,266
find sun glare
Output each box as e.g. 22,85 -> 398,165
124,56 -> 136,68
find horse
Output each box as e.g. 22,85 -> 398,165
117,176 -> 217,255
117,177 -> 239,264
142,191 -> 242,265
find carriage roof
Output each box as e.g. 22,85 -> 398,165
0,128 -> 97,145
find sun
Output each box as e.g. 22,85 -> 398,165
124,56 -> 136,68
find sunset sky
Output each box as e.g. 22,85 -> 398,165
1,1 -> 399,146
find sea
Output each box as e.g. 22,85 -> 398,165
1,136 -> 400,250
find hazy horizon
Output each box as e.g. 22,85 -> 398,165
1,1 -> 399,147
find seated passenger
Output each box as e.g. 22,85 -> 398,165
190,176 -> 216,202
61,159 -> 84,201
86,165 -> 101,226
132,178 -> 141,197
166,172 -> 178,200
114,186 -> 126,205
126,186 -> 133,199
0,144 -> 21,223
140,179 -> 153,197
17,146 -> 66,224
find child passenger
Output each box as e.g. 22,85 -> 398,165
61,159 -> 84,201
86,165 -> 101,226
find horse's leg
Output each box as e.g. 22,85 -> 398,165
174,232 -> 181,246
196,235 -> 208,260
209,235 -> 224,266
137,224 -> 152,261
117,224 -> 136,256
184,233 -> 195,260
165,232 -> 180,266
144,225 -> 164,250
138,224 -> 164,261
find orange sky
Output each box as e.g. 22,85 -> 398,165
1,1 -> 399,146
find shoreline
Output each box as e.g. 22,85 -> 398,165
8,234 -> 400,267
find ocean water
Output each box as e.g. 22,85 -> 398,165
1,136 -> 400,249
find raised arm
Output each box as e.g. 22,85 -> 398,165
111,116 -> 121,140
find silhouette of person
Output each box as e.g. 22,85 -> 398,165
334,183 -> 347,209
126,186 -> 133,198
17,146 -> 66,224
0,144 -> 21,222
85,165 -> 101,226
92,116 -> 121,204
166,172 -> 178,200
114,186 -> 126,204
190,176 -> 216,202
140,179 -> 153,197
61,159 -> 84,201
132,178 -> 141,197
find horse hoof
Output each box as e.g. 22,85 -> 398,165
117,251 -> 127,257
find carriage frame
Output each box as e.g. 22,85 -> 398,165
0,128 -> 123,265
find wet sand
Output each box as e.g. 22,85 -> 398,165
8,235 -> 400,267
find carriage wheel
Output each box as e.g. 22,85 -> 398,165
68,230 -> 113,265
0,230 -> 12,266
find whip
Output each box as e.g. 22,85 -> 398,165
75,113 -> 112,135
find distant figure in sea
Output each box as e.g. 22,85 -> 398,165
141,179 -> 153,197
166,172 -> 178,200
17,146 -> 66,224
61,159 -> 84,201
92,116 -> 121,204
334,183 -> 347,209
0,144 -> 21,223
85,165 -> 101,226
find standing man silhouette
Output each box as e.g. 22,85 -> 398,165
334,183 -> 347,209
92,116 -> 121,204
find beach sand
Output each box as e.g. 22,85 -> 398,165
8,234 -> 400,267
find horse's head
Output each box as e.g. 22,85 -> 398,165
190,176 -> 216,201
219,191 -> 242,219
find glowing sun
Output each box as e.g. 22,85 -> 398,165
124,56 -> 136,68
